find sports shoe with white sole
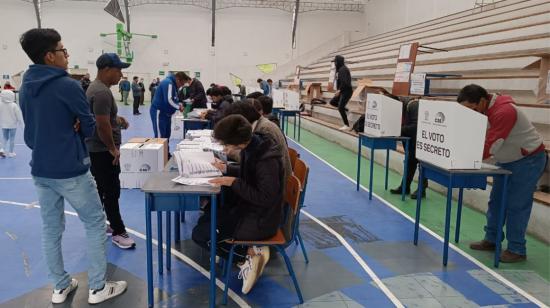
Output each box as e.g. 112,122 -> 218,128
112,232 -> 136,249
253,246 -> 270,276
238,254 -> 262,294
338,125 -> 350,131
88,281 -> 127,304
52,278 -> 78,304
106,225 -> 114,236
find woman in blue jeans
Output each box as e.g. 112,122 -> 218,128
458,84 -> 547,263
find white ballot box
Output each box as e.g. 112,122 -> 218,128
170,112 -> 184,140
273,89 -> 300,110
120,142 -> 165,173
363,93 -> 403,137
416,99 -> 487,169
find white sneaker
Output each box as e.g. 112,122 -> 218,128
52,278 -> 78,304
6,152 -> 16,158
112,232 -> 136,249
88,281 -> 127,304
254,246 -> 270,276
338,125 -> 350,131
238,254 -> 262,294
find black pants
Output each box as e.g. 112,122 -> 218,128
89,151 -> 127,236
405,140 -> 428,191
133,96 -> 140,114
192,208 -> 248,263
338,90 -> 352,126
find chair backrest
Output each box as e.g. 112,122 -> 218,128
293,158 -> 309,207
288,147 -> 299,171
282,174 -> 301,243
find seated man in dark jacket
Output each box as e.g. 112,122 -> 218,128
192,114 -> 284,295
202,86 -> 233,124
180,73 -> 207,110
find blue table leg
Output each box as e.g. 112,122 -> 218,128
166,211 -> 171,271
298,113 -> 301,141
494,174 -> 509,268
146,194 -> 154,308
157,211 -> 163,275
285,115 -> 289,135
455,188 -> 464,243
281,114 -> 285,135
369,146 -> 375,200
402,140 -> 409,201
293,114 -> 297,139
356,136 -> 362,191
181,197 -> 186,223
174,212 -> 180,243
414,166 -> 424,245
209,195 -> 217,308
443,177 -> 453,266
385,149 -> 390,190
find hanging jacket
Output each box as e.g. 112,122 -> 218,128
19,64 -> 96,179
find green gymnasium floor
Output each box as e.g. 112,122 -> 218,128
285,125 -> 550,305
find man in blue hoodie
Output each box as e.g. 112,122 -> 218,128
19,28 -> 127,305
150,72 -> 185,139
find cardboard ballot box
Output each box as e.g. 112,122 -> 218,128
170,112 -> 184,140
120,138 -> 168,188
416,100 -> 487,169
272,89 -> 300,111
363,93 -> 402,137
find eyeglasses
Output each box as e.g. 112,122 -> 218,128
51,48 -> 68,57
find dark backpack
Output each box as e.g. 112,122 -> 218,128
352,115 -> 365,133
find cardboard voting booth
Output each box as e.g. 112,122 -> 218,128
363,94 -> 403,137
416,100 -> 487,169
272,89 -> 300,110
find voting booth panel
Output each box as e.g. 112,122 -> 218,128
363,93 -> 402,137
416,100 -> 487,169
273,89 -> 300,110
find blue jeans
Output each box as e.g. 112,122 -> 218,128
33,171 -> 107,290
484,151 -> 547,255
2,128 -> 16,153
149,106 -> 172,139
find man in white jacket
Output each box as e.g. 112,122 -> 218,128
0,90 -> 24,157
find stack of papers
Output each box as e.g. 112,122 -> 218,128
172,150 -> 221,186
186,129 -> 213,140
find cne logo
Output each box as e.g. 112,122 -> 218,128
435,112 -> 446,124
370,100 -> 378,109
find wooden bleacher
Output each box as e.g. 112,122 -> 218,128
277,0 -> 550,206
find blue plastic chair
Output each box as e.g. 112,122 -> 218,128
222,175 -> 304,305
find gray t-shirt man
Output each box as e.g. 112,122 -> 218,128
86,79 -> 121,151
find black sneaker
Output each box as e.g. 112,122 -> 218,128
390,186 -> 410,195
411,190 -> 426,200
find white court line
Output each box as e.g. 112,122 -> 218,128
0,200 -> 250,308
288,138 -> 548,308
0,177 -> 32,180
301,210 -> 404,307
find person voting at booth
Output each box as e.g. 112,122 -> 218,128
389,98 -> 428,199
458,84 -> 547,263
192,114 -> 283,295
180,73 -> 207,110
149,72 -> 185,140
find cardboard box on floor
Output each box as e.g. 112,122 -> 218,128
363,93 -> 402,137
416,100 -> 487,169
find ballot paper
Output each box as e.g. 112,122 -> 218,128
172,150 -> 222,186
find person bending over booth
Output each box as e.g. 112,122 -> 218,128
458,84 -> 547,263
192,114 -> 284,294
149,72 -> 185,140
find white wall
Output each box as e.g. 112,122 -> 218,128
0,0 -> 363,90
362,0 -> 478,38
